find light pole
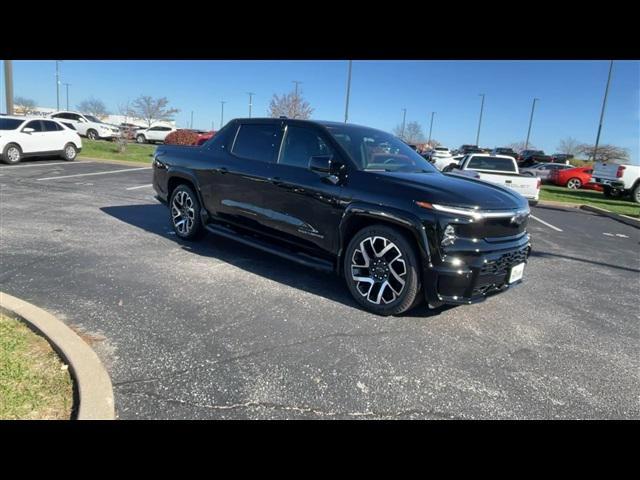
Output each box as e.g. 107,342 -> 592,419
55,60 -> 62,111
63,83 -> 71,111
524,98 -> 539,151
247,92 -> 255,118
4,60 -> 13,115
344,60 -> 352,123
428,111 -> 435,145
592,60 -> 614,162
475,93 -> 485,146
190,111 -> 194,129
220,101 -> 226,128
292,81 -> 302,119
400,108 -> 407,140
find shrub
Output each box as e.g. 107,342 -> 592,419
164,129 -> 199,146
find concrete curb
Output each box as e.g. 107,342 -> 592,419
0,291 -> 115,420
579,205 -> 640,229
536,200 -> 582,209
78,155 -> 152,167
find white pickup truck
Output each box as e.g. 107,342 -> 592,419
449,153 -> 541,205
592,161 -> 640,203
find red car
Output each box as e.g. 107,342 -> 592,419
195,130 -> 215,145
549,166 -> 603,191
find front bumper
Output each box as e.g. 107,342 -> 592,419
423,241 -> 531,307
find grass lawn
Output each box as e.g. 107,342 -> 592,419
79,139 -> 155,164
0,313 -> 73,420
541,185 -> 640,218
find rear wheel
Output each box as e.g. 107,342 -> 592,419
2,143 -> 22,164
62,143 -> 78,161
87,129 -> 98,141
566,177 -> 582,189
344,225 -> 421,316
136,134 -> 146,144
169,184 -> 203,240
632,184 -> 640,204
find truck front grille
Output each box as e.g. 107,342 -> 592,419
479,247 -> 529,276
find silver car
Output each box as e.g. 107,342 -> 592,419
520,162 -> 573,182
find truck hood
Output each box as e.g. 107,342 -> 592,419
376,171 -> 527,210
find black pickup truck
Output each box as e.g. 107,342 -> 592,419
152,118 -> 531,316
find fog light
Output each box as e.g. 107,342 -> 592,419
441,224 -> 456,247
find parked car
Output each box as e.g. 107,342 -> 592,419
549,166 -> 601,190
0,116 -> 82,164
491,147 -> 518,159
448,153 -> 541,205
427,147 -> 456,171
518,150 -> 553,167
151,118 -> 532,316
119,123 -> 144,140
520,162 -> 574,182
135,125 -> 177,144
459,144 -> 484,155
48,111 -> 121,140
592,161 -> 640,202
551,153 -> 574,163
195,130 -> 215,146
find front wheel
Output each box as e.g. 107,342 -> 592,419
344,225 -> 421,316
566,177 -> 582,189
62,143 -> 78,161
136,135 -> 146,144
632,184 -> 640,204
87,129 -> 98,141
169,185 -> 203,240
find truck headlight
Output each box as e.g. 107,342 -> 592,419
442,224 -> 456,247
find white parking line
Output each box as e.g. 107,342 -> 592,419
37,167 -> 150,181
125,184 -> 153,190
1,161 -> 93,169
530,215 -> 563,232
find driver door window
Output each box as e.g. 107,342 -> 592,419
278,125 -> 334,168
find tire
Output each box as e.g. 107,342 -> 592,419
136,135 -> 146,144
528,200 -> 539,207
632,183 -> 640,204
61,143 -> 78,161
343,225 -> 421,316
87,129 -> 98,141
1,143 -> 22,164
169,184 -> 204,240
566,177 -> 582,189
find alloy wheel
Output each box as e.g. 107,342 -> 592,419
350,236 -> 407,305
65,145 -> 76,159
171,191 -> 196,235
7,147 -> 20,163
567,178 -> 581,189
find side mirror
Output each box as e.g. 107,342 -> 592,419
22,127 -> 35,134
309,155 -> 333,173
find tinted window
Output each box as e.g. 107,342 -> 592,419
24,120 -> 45,132
62,122 -> 76,130
467,156 -> 517,172
231,123 -> 280,163
279,126 -> 334,168
42,120 -> 62,132
0,118 -> 24,130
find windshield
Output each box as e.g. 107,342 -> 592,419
0,118 -> 24,130
325,124 -> 438,173
85,115 -> 103,123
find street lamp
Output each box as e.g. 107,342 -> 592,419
524,98 -> 540,151
476,93 -> 485,146
55,60 -> 62,111
63,83 -> 71,111
592,60 -> 614,162
400,108 -> 407,140
344,60 -> 352,123
428,111 -> 435,145
4,60 -> 13,115
247,92 -> 255,118
220,100 -> 226,128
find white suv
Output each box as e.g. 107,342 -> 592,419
48,111 -> 121,140
135,125 -> 176,144
0,116 -> 82,164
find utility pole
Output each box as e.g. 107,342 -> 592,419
524,98 -> 539,151
428,111 -> 435,145
4,60 -> 13,115
344,60 -> 352,123
220,101 -> 226,128
247,92 -> 255,118
592,60 -> 614,162
292,81 -> 302,119
400,108 -> 407,140
63,83 -> 71,111
475,93 -> 485,146
55,60 -> 62,111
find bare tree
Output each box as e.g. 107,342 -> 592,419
268,88 -> 313,119
394,121 -> 425,144
557,137 -> 580,156
77,97 -> 109,118
577,143 -> 629,162
14,96 -> 36,115
132,95 -> 180,128
506,141 -> 536,153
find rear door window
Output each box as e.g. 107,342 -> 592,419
231,123 -> 280,163
42,120 -> 62,132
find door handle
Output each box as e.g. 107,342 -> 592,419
216,167 -> 228,174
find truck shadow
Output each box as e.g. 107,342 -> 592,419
100,204 -> 452,318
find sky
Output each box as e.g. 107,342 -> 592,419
2,60 -> 638,163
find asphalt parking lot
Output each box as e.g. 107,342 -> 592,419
1,158 -> 639,419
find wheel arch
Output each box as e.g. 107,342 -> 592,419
166,171 -> 206,210
337,203 -> 432,276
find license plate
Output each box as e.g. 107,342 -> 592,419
509,263 -> 525,284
